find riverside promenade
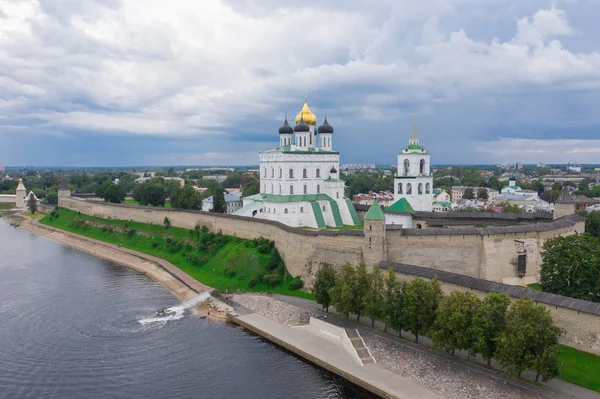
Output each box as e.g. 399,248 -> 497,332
227,299 -> 442,399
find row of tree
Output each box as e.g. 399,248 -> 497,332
313,263 -> 563,382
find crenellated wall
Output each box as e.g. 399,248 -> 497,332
59,196 -> 583,285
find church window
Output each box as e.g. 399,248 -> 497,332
290,185 -> 294,195
271,183 -> 274,193
420,159 -> 425,175
263,183 -> 266,192
303,169 -> 307,178
271,168 -> 274,178
279,185 -> 282,195
279,168 -> 282,178
404,159 -> 410,176
300,207 -> 304,213
289,168 -> 294,178
263,168 -> 267,178
317,184 -> 320,194
369,225 -> 372,232
316,169 -> 320,178
336,192 -> 339,199
284,208 -> 288,214
303,185 -> 307,194
425,183 -> 430,194
418,183 -> 423,194
398,183 -> 403,194
407,183 -> 412,194
416,223 -> 422,229
322,205 -> 326,211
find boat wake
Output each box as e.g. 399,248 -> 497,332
137,291 -> 212,325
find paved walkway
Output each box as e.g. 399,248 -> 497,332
272,295 -> 600,399
231,306 -> 443,399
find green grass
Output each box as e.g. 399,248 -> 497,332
40,208 -> 314,300
558,345 -> 600,392
0,203 -> 15,210
123,199 -> 171,208
527,283 -> 543,291
325,224 -> 364,230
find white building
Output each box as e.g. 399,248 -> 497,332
393,115 -> 433,211
234,100 -> 361,229
202,192 -> 243,214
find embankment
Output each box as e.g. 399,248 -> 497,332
20,218 -> 210,301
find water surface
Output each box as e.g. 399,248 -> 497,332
0,219 -> 374,399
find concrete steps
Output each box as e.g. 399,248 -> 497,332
346,328 -> 375,365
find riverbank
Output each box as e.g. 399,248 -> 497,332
19,218 -> 218,308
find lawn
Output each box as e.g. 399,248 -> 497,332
558,345 -> 600,392
0,203 -> 15,210
527,283 -> 543,291
123,199 -> 171,208
40,208 -> 314,300
22,211 -> 44,219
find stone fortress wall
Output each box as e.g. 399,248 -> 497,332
381,262 -> 600,356
60,196 -> 584,286
58,196 -> 600,354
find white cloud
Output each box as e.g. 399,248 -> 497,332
475,137 -> 600,163
1,0 -> 600,165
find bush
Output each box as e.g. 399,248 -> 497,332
256,243 -> 272,254
224,266 -> 236,278
166,239 -> 182,253
288,278 -> 304,291
70,218 -> 86,229
126,228 -> 137,237
151,240 -> 161,248
262,273 -> 280,287
248,277 -> 258,287
163,216 -> 171,229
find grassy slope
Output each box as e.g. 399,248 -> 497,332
527,283 -> 543,291
40,208 -> 313,300
0,203 -> 15,210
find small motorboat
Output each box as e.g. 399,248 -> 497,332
197,315 -> 207,319
156,308 -> 167,316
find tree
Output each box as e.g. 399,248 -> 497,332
366,266 -> 385,327
45,190 -> 58,205
402,277 -> 443,343
501,202 -> 523,213
495,299 -> 563,380
314,263 -> 337,312
329,262 -> 356,318
477,188 -> 488,200
95,181 -> 113,199
212,189 -> 226,213
140,184 -> 166,207
170,185 -> 203,210
540,234 -> 600,302
430,291 -> 481,355
470,293 -> 511,367
383,269 -> 397,332
351,262 -> 370,321
387,279 -> 406,337
242,179 -> 260,197
103,184 -> 126,204
462,187 -> 475,200
27,194 -> 38,214
578,211 -> 600,238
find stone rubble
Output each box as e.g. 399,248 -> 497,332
231,294 -> 310,326
361,332 -> 549,399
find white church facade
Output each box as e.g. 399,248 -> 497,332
393,116 -> 433,212
234,100 -> 361,229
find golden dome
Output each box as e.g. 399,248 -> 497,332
295,99 -> 317,125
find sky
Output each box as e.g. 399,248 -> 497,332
1,0 -> 600,167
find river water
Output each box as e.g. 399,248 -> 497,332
0,218 -> 374,399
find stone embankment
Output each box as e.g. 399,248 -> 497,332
361,332 -> 548,399
231,294 -> 310,326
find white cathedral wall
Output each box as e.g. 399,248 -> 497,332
385,213 -> 413,228
337,198 -> 355,226
397,153 -> 431,176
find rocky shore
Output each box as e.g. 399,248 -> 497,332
231,294 -> 311,326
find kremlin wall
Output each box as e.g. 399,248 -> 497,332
58,195 -> 598,354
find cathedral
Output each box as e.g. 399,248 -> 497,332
234,100 -> 361,229
392,116 -> 433,212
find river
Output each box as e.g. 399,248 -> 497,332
0,218 -> 375,399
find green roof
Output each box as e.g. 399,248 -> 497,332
323,178 -> 344,183
386,198 -> 415,214
407,144 -> 423,150
365,202 -> 386,220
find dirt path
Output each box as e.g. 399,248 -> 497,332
19,218 -> 212,301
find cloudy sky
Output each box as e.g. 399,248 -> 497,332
1,0 -> 600,167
